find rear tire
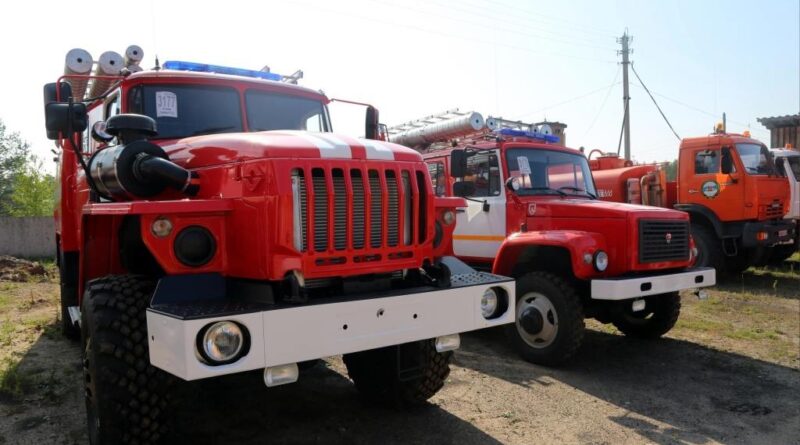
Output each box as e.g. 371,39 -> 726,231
504,271 -> 584,367
82,275 -> 177,445
612,292 -> 681,339
343,339 -> 451,408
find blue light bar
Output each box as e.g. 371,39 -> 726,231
162,60 -> 282,81
496,128 -> 560,143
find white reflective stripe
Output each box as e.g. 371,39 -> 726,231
314,134 -> 354,158
283,131 -> 352,159
360,139 -> 395,160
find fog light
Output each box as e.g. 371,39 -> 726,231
632,299 -> 646,312
151,217 -> 173,238
174,225 -> 216,267
199,321 -> 246,364
481,288 -> 499,318
756,231 -> 768,241
435,334 -> 461,352
593,250 -> 609,272
442,210 -> 456,226
263,363 -> 299,387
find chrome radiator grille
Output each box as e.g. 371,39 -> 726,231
638,220 -> 690,263
292,167 -> 427,254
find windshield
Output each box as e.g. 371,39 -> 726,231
246,90 -> 329,132
128,85 -> 243,139
506,148 -> 597,197
735,143 -> 775,175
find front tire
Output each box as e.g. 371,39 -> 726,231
343,339 -> 450,408
691,223 -> 726,274
612,292 -> 681,339
82,275 -> 177,445
504,271 -> 584,367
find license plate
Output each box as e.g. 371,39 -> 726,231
778,229 -> 788,237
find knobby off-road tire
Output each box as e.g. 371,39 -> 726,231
59,251 -> 80,340
82,275 -> 178,445
343,339 -> 451,408
612,292 -> 681,339
691,223 -> 726,275
504,271 -> 584,367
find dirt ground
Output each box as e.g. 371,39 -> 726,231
0,259 -> 798,445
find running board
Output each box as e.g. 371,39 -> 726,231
68,306 -> 81,328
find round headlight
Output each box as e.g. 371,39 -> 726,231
481,288 -> 499,319
442,210 -> 456,226
174,225 -> 216,267
201,321 -> 245,363
594,250 -> 609,272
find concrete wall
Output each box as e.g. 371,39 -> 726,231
0,217 -> 55,258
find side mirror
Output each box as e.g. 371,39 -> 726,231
721,147 -> 733,174
365,106 -> 379,140
45,102 -> 87,140
91,121 -> 115,143
506,177 -> 521,191
450,149 -> 467,177
453,181 -> 476,197
43,83 -> 74,139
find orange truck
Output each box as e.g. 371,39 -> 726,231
591,131 -> 795,275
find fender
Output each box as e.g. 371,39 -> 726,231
673,203 -> 732,238
492,230 -> 605,280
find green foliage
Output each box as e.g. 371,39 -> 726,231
663,159 -> 678,181
0,119 -> 32,215
8,159 -> 55,217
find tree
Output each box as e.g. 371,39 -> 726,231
8,159 -> 55,217
663,159 -> 678,181
0,119 -> 32,215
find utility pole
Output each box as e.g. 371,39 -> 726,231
618,31 -> 633,160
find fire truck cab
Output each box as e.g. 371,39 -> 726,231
394,111 -> 716,366
45,49 -> 514,444
591,132 -> 795,274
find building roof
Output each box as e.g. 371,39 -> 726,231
757,114 -> 800,129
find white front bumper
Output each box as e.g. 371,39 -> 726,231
590,267 -> 715,300
147,280 -> 514,381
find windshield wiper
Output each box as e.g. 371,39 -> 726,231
558,186 -> 597,199
527,186 -> 567,197
190,126 -> 237,136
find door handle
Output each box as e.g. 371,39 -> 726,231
456,209 -> 466,213
688,189 -> 698,194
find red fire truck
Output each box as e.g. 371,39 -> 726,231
389,110 -> 715,367
46,48 -> 514,444
590,129 -> 795,274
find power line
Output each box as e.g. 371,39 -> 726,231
513,81 -> 621,120
288,1 -> 618,64
582,66 -> 621,138
464,0 -> 619,37
630,63 -> 681,140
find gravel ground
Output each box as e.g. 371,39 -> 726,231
1,270 -> 798,445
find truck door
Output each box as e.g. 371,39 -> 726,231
685,145 -> 744,221
452,150 -> 507,261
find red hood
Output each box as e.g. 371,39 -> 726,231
531,197 -> 687,220
157,131 -> 422,169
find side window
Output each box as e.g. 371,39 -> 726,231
305,113 -> 323,132
695,150 -> 720,174
464,152 -> 501,197
427,161 -> 446,196
105,95 -> 120,119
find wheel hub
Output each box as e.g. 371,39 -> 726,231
519,307 -> 544,335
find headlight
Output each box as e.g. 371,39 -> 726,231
442,210 -> 456,226
480,286 -> 508,319
198,321 -> 247,364
151,216 -> 173,238
593,250 -> 609,272
174,225 -> 216,267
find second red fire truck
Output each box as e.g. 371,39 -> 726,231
389,110 -> 716,366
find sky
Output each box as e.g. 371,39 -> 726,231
1,0 -> 798,173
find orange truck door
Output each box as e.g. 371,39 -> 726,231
683,144 -> 744,221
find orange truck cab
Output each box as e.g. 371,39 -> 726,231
591,132 -> 795,275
